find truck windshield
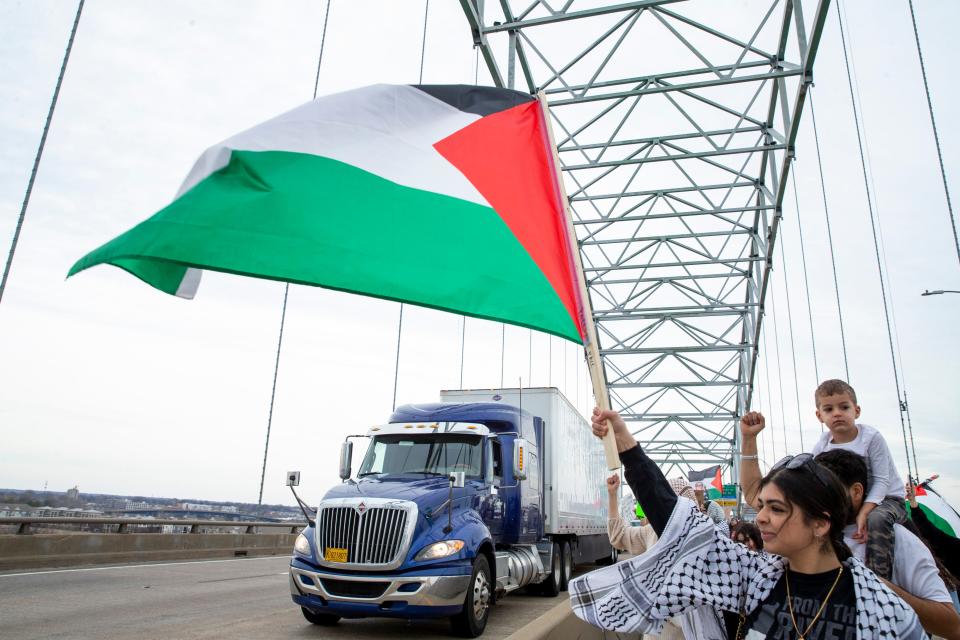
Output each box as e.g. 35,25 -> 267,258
358,434 -> 483,479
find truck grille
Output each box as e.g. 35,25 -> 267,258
315,500 -> 416,569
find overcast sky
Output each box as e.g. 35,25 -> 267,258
1,0 -> 958,509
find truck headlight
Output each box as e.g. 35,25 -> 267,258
414,540 -> 465,561
294,532 -> 312,558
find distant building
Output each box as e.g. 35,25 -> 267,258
0,504 -> 34,517
30,506 -> 102,518
180,502 -> 238,513
66,486 -> 80,501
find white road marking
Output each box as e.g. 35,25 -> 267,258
0,555 -> 289,578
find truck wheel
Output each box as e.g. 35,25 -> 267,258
559,541 -> 573,591
301,607 -> 340,626
450,556 -> 492,638
537,542 -> 562,597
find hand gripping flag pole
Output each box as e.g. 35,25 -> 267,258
537,91 -> 621,471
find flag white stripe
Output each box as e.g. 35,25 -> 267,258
176,84 -> 487,207
918,487 -> 960,536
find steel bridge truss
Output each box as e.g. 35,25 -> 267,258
460,0 -> 831,480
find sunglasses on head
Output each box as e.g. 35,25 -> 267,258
770,453 -> 834,487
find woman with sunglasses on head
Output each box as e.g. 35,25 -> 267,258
570,408 -> 924,639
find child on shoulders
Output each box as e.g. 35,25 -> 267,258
810,379 -> 907,580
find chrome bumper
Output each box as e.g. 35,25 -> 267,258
290,566 -> 470,608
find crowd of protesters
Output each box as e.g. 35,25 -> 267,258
585,379 -> 960,639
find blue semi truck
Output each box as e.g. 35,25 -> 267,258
288,387 -> 612,637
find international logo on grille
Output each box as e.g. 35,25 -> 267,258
355,502 -> 367,516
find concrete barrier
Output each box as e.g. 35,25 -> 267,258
0,533 -> 298,571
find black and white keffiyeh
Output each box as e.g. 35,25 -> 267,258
569,497 -> 924,639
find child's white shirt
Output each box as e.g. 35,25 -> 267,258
811,422 -> 906,504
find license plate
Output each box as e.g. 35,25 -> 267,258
325,547 -> 348,563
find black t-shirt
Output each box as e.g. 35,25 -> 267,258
722,567 -> 857,640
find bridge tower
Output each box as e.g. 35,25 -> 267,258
460,0 -> 832,481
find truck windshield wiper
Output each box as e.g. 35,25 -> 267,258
357,471 -> 382,477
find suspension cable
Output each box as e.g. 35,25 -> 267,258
808,93 -> 850,382
761,323 -> 777,461
836,0 -> 914,481
259,284 -> 290,505
754,375 -> 768,467
768,288 -> 790,456
575,338 -> 579,404
260,0 -> 333,504
500,324 -> 506,388
790,168 -> 821,389
858,97 -> 920,478
392,304 -> 404,410
548,334 -> 552,386
461,5 -> 478,391
1,0 -> 85,307
843,2 -> 920,477
778,228 -> 806,450
907,0 -> 959,267
419,0 -> 430,83
459,317 -> 466,388
392,0 -> 433,404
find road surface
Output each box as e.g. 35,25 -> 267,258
0,555 -> 585,639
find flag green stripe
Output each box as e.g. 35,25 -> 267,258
70,150 -> 580,341
916,502 -> 958,537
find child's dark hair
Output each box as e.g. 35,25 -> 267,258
815,379 -> 858,406
731,521 -> 763,551
760,460 -> 853,561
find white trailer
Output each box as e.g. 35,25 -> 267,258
440,387 -> 612,562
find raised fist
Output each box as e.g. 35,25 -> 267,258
606,473 -> 621,495
740,411 -> 766,438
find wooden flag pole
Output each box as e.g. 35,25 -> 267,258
537,91 -> 621,471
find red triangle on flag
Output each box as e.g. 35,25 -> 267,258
711,467 -> 724,493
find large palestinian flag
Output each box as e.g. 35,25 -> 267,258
69,84 -> 586,343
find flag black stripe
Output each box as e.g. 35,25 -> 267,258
414,84 -> 533,117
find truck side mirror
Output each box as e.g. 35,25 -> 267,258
339,441 -> 353,480
449,471 -> 466,488
513,438 -> 528,481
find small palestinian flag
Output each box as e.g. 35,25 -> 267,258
69,84 -> 586,343
687,465 -> 724,499
914,483 -> 960,538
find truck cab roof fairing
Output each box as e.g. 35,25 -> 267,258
390,402 -> 533,428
